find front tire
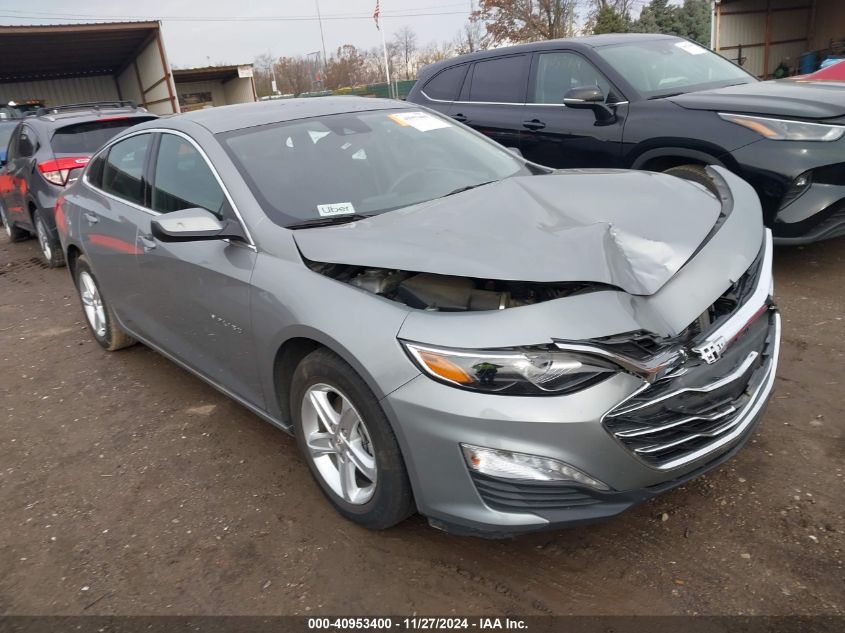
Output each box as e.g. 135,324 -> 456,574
74,255 -> 136,351
291,348 -> 414,529
34,210 -> 65,267
0,204 -> 30,242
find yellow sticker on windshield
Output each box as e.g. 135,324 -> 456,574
388,111 -> 452,132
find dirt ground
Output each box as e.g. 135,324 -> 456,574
0,230 -> 842,617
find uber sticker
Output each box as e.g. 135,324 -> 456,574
675,41 -> 706,55
388,111 -> 452,132
317,202 -> 356,217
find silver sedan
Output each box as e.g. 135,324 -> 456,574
57,97 -> 779,536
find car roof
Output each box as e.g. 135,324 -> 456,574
23,107 -> 157,130
132,96 -> 409,135
416,33 -> 680,78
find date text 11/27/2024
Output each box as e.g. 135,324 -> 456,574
307,617 -> 528,630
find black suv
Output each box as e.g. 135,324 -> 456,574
408,33 -> 845,244
0,101 -> 157,266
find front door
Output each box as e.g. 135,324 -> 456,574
131,132 -> 264,408
519,51 -> 626,169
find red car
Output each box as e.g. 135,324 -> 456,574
802,59 -> 845,82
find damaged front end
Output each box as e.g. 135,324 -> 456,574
305,260 -> 617,311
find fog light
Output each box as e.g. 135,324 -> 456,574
781,171 -> 812,209
461,444 -> 609,490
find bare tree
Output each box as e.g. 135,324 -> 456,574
392,26 -> 418,81
417,40 -> 455,67
325,44 -> 367,90
276,57 -> 313,96
454,18 -> 490,54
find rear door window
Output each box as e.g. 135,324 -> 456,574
151,134 -> 227,217
100,134 -> 151,206
469,55 -> 529,103
423,65 -> 469,101
17,126 -> 37,157
51,117 -> 157,155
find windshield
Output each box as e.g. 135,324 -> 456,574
51,117 -> 157,155
219,108 -> 530,227
595,38 -> 755,99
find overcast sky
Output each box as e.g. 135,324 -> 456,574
0,0 -> 484,67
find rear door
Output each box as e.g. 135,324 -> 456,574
447,54 -> 529,150
77,132 -> 153,316
520,50 -> 626,168
131,131 -> 264,407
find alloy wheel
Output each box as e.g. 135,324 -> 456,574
1,207 -> 10,238
35,217 -> 51,261
79,271 -> 107,338
300,383 -> 378,505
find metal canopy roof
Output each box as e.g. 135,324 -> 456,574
173,65 -> 250,84
0,22 -> 160,83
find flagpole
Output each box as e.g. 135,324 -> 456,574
380,27 -> 393,99
375,2 -> 393,98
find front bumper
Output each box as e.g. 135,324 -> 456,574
728,139 -> 845,243
382,235 -> 780,537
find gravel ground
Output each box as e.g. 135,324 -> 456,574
0,231 -> 842,616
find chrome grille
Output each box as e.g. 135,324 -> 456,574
603,311 -> 778,470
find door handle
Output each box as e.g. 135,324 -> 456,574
83,212 -> 99,225
522,119 -> 546,131
451,113 -> 468,123
139,234 -> 157,252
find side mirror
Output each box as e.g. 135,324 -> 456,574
563,86 -> 617,124
151,207 -> 247,243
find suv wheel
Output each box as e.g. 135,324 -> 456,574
34,210 -> 65,267
291,348 -> 414,529
74,255 -> 136,351
0,204 -> 30,242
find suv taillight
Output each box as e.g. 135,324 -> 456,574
38,156 -> 90,186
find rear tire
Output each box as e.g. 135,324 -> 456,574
34,210 -> 65,268
664,164 -> 720,197
74,255 -> 136,351
290,348 -> 414,530
0,204 -> 30,242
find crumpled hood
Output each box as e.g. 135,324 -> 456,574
293,170 -> 723,296
668,80 -> 845,120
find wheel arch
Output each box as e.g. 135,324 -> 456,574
628,145 -> 738,173
65,243 -> 83,282
271,328 -> 392,426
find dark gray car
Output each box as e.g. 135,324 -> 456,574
57,97 -> 780,536
0,101 -> 157,266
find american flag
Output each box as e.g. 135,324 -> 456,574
373,0 -> 381,30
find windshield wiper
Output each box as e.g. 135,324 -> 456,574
441,180 -> 497,198
648,91 -> 685,100
286,214 -> 370,230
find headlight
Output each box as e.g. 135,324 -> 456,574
401,341 -> 618,395
718,113 -> 845,142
